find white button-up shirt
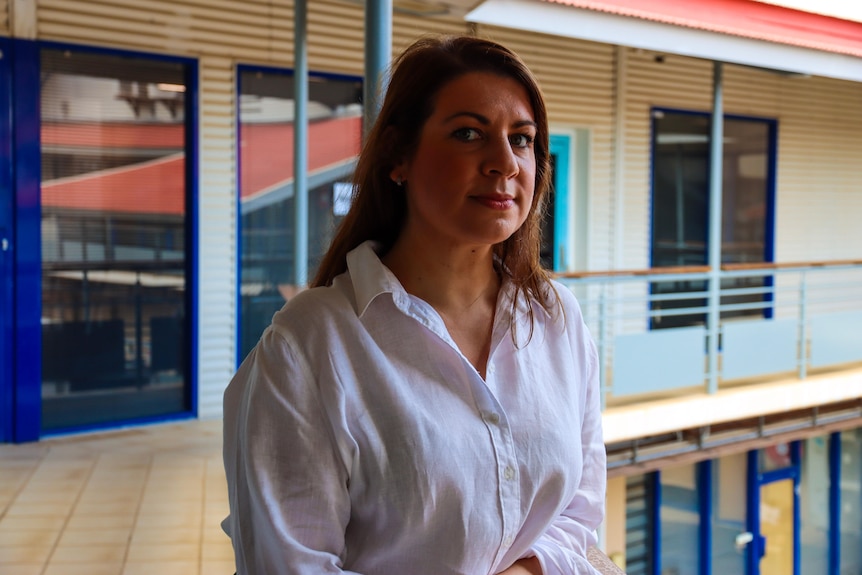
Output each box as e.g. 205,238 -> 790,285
223,241 -> 606,575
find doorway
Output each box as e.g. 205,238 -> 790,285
750,443 -> 801,575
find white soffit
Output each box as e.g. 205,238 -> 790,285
467,0 -> 862,83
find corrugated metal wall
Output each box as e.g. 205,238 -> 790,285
623,50 -> 862,269
0,0 -> 8,36
772,74 -> 862,262
29,0 -> 465,419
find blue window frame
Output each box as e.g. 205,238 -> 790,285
2,39 -> 199,442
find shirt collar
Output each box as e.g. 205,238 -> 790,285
345,240 -> 407,317
343,240 -> 538,325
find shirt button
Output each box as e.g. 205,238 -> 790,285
504,535 -> 514,547
485,412 -> 500,425
504,466 -> 515,480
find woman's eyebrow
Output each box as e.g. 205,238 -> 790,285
442,111 -> 537,130
443,111 -> 490,124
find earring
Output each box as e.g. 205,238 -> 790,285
396,176 -> 403,187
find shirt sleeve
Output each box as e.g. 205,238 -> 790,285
222,327 -> 363,575
527,334 -> 607,575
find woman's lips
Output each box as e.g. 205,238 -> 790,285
472,195 -> 515,210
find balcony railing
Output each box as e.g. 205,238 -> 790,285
555,260 -> 862,408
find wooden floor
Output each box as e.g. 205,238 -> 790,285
0,419 -> 235,575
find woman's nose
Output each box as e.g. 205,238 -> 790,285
482,137 -> 520,178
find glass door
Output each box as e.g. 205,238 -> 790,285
751,443 -> 801,575
760,478 -> 795,575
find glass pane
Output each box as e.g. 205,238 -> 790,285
40,49 -> 189,430
539,153 -> 557,270
760,442 -> 793,473
799,436 -> 829,574
650,111 -> 773,329
660,464 -> 699,575
238,70 -> 362,360
760,479 -> 794,575
712,453 -> 747,574
840,429 -> 862,574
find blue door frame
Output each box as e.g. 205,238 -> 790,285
549,134 -> 571,271
0,38 -> 13,443
11,39 -> 43,442
747,444 -> 802,575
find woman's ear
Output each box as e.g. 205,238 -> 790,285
389,165 -> 406,187
382,125 -> 407,185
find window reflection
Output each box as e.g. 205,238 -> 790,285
238,69 -> 362,361
40,49 -> 189,430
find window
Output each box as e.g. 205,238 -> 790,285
40,48 -> 192,430
660,464 -> 699,575
238,68 -> 362,361
650,110 -> 775,328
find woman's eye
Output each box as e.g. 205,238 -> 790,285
452,127 -> 481,142
510,133 -> 534,148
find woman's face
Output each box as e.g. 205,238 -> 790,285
392,71 -> 537,252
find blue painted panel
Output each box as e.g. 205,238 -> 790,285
722,318 -> 797,380
612,326 -> 705,396
13,40 -> 42,442
0,38 -> 13,443
810,311 -> 862,368
185,59 -> 200,417
549,134 -> 570,271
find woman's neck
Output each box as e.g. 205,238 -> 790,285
382,236 -> 500,316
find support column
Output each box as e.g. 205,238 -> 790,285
293,0 -> 309,287
364,0 -> 393,135
707,62 -> 724,394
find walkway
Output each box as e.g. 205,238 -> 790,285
0,419 -> 234,575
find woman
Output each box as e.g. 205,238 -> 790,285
222,35 -> 606,575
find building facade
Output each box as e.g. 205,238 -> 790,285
0,1 -> 860,573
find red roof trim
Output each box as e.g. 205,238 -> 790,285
547,0 -> 862,58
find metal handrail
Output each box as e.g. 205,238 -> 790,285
553,260 -> 862,406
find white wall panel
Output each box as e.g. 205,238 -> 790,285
774,75 -> 862,262
197,56 -> 236,419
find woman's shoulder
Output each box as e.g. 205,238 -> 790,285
268,277 -> 359,339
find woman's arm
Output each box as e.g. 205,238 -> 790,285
525,335 -> 607,575
223,327 -> 361,575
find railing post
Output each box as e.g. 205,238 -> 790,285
293,0 -> 309,287
798,271 -> 808,379
706,61 -> 724,395
599,285 -> 609,410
